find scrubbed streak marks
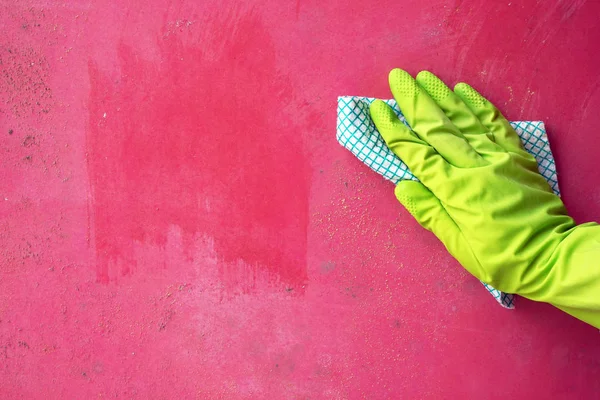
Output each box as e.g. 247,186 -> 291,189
86,8 -> 309,289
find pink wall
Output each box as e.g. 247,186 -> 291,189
2,0 -> 600,398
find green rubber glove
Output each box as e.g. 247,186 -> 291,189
370,69 -> 600,328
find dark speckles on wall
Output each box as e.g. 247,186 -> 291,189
0,45 -> 53,118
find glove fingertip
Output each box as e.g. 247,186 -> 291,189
394,180 -> 431,219
415,70 -> 435,81
454,82 -> 486,108
388,68 -> 410,82
369,99 -> 399,133
388,68 -> 417,98
369,99 -> 392,115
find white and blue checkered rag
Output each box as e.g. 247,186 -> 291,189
336,96 -> 561,309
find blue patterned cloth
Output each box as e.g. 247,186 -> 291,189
336,96 -> 561,309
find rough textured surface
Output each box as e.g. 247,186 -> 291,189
1,0 -> 600,398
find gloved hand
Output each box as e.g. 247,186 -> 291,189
371,69 -> 600,328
